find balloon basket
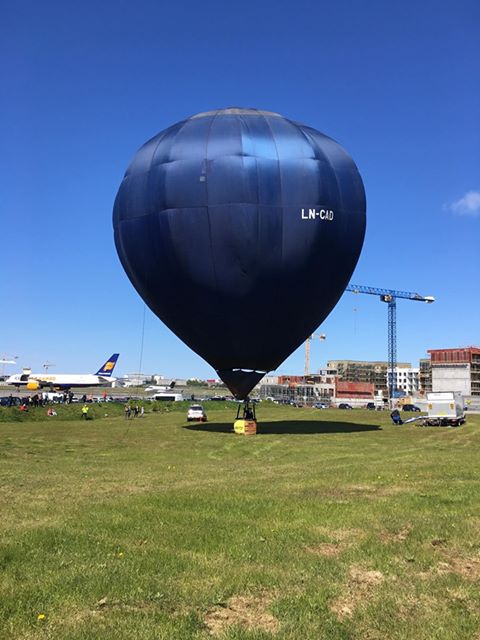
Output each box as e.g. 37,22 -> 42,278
233,399 -> 257,435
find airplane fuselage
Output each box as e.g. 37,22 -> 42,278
7,373 -> 115,390
144,385 -> 171,393
6,353 -> 119,391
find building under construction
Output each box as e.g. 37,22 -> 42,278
419,358 -> 432,393
258,372 -> 376,407
428,347 -> 480,396
327,360 -> 413,394
257,348 -> 480,405
259,372 -> 336,404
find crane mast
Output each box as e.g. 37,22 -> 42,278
304,333 -> 326,376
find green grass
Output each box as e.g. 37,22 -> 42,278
0,400 -> 231,423
0,406 -> 479,639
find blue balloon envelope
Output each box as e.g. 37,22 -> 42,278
113,108 -> 366,398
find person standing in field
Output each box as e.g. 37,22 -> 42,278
124,404 -> 131,419
81,404 -> 89,420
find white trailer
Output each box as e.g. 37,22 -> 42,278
148,393 -> 184,402
421,391 -> 465,426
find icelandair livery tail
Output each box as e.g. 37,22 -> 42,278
95,354 -> 120,377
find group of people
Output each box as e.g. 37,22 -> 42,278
15,394 -> 61,412
16,393 -> 58,408
14,392 -> 76,408
124,404 -> 144,419
12,394 -> 145,421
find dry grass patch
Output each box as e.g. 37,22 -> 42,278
379,524 -> 412,544
332,527 -> 365,541
331,566 -> 385,620
349,567 -> 385,587
305,542 -> 346,557
346,484 -> 410,497
415,552 -> 480,583
395,593 -> 438,620
313,526 -> 365,542
204,591 -> 279,636
314,484 -> 412,505
306,526 -> 364,556
60,597 -> 163,632
435,555 -> 480,581
446,587 -> 480,614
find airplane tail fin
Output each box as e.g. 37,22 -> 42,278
95,354 -> 119,377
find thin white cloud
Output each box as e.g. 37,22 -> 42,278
447,190 -> 480,216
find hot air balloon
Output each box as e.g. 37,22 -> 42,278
113,108 -> 366,401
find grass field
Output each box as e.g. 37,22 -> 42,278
1,404 -> 479,639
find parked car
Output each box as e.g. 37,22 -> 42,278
402,404 -> 421,412
338,403 -> 353,409
187,404 -> 207,422
314,402 -> 328,409
366,402 -> 384,410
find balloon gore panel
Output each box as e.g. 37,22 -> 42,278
113,108 -> 366,399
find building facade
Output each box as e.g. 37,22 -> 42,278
419,358 -> 432,394
335,381 -> 375,404
327,360 -> 412,393
428,347 -> 480,396
259,373 -> 378,406
259,372 -> 335,404
121,373 -> 152,387
387,367 -> 420,395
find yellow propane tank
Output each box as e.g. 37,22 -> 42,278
233,419 -> 257,435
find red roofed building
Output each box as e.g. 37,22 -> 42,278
427,347 -> 480,396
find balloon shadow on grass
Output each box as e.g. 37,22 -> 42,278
184,421 -> 382,435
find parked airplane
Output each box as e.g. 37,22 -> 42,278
6,354 -> 119,391
144,380 -> 176,393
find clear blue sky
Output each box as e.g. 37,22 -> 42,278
2,0 -> 479,378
